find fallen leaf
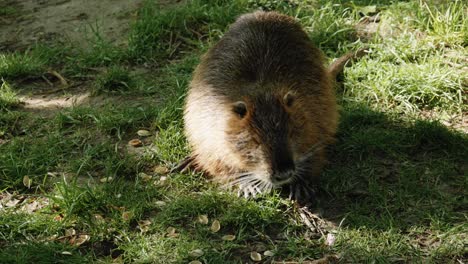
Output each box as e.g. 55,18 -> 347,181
250,251 -> 262,262
189,261 -> 202,264
154,176 -> 168,186
153,165 -> 169,175
222,235 -> 236,241
189,249 -> 204,257
54,215 -> 64,221
128,139 -> 143,147
210,220 -> 221,233
138,220 -> 152,227
100,177 -> 113,183
155,200 -> 166,207
47,172 -> 60,177
94,214 -> 105,223
111,205 -> 126,211
23,176 -> 32,188
57,236 -> 69,244
65,228 -> 76,237
5,198 -> 20,207
197,215 -> 209,225
358,5 -> 378,16
61,251 -> 72,255
325,233 -> 336,246
137,130 -> 151,137
70,234 -> 90,246
166,227 -> 178,237
138,172 -> 152,182
264,250 -> 275,257
139,225 -> 150,233
22,200 -> 40,213
47,234 -> 58,241
122,211 -> 132,221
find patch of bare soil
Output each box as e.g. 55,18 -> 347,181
16,79 -> 151,118
0,0 -> 144,51
0,0 -> 168,115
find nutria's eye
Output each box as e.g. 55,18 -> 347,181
284,92 -> 295,107
233,101 -> 247,118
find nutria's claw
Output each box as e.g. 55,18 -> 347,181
171,155 -> 200,173
288,181 -> 316,206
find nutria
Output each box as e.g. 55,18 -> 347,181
182,11 -> 365,204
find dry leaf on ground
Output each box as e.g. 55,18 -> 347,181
138,172 -> 152,182
122,211 -> 132,221
250,251 -> 262,262
23,176 -> 32,188
137,129 -> 151,137
166,227 -> 178,237
70,234 -> 90,246
100,177 -> 113,183
210,220 -> 220,232
128,139 -> 143,147
153,165 -> 169,175
221,235 -> 236,241
189,249 -> 204,257
197,215 -> 209,225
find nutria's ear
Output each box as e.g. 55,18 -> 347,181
284,91 -> 295,107
232,101 -> 247,118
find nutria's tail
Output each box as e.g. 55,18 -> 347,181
328,48 -> 369,80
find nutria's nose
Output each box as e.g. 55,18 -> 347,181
272,159 -> 295,183
270,146 -> 295,180
272,172 -> 292,182
276,160 -> 295,174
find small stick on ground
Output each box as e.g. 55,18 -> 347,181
298,206 -> 327,237
41,75 -> 54,87
48,70 -> 69,87
328,47 -> 369,80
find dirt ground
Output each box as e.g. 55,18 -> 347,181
0,0 -> 163,114
0,0 -> 145,51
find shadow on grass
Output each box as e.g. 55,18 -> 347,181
0,242 -> 90,264
318,102 -> 466,231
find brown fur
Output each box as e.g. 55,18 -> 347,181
183,11 -> 339,202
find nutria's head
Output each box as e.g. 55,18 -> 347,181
224,89 -> 321,196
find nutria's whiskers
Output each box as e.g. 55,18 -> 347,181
223,172 -> 273,198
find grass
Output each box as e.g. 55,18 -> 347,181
92,66 -> 136,94
0,80 -> 20,110
0,52 -> 47,80
0,0 -> 467,263
0,6 -> 18,17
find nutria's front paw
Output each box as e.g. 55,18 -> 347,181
287,180 -> 316,206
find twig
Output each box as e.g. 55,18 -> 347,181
41,75 -> 54,87
328,47 -> 369,80
298,206 -> 326,237
48,70 -> 69,86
